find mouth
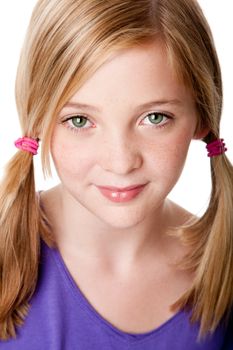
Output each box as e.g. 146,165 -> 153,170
95,183 -> 148,203
96,184 -> 147,192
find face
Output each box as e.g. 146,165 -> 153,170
51,40 -> 198,229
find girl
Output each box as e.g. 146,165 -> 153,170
0,0 -> 232,348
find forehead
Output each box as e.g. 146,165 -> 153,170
67,40 -> 193,109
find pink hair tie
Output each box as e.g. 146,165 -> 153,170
14,137 -> 39,155
206,138 -> 227,157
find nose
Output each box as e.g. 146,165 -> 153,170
99,132 -> 143,175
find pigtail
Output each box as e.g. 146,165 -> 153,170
199,153 -> 233,331
0,148 -> 52,340
171,149 -> 233,340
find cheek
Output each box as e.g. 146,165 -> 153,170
146,130 -> 192,187
51,132 -> 94,180
164,143 -> 189,180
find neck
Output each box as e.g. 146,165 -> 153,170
42,184 -> 184,272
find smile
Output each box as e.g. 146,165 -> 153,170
95,184 -> 147,203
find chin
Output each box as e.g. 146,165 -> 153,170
92,208 -> 148,229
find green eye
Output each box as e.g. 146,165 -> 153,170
148,113 -> 164,124
71,116 -> 88,128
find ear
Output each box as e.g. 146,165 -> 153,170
193,126 -> 210,140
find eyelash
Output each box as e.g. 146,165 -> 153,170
61,112 -> 173,134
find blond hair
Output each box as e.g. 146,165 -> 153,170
0,0 -> 232,341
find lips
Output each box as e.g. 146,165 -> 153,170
96,183 -> 147,203
97,184 -> 146,192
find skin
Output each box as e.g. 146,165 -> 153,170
43,40 -> 204,275
46,42 -> 201,255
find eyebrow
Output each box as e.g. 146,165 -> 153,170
62,99 -> 182,113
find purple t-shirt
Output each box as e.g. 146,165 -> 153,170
1,239 -> 232,349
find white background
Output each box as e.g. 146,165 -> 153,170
0,1 -> 232,216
